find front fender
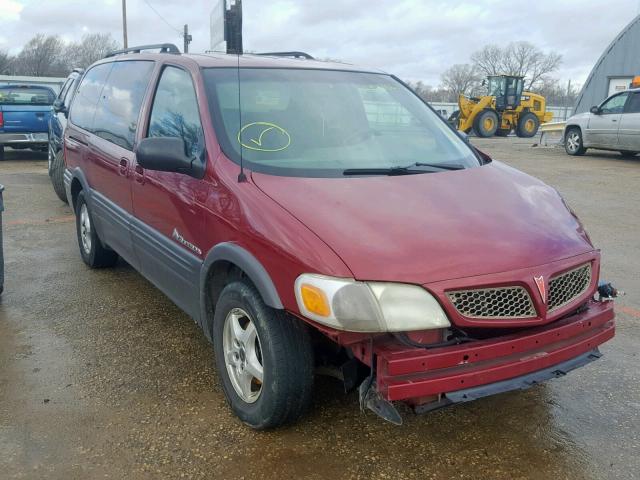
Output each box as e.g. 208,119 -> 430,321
199,242 -> 283,340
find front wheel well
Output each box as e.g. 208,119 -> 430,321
70,178 -> 83,211
203,260 -> 252,334
564,125 -> 582,139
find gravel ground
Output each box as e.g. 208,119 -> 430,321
0,139 -> 638,480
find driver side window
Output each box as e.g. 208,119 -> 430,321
600,93 -> 628,114
147,66 -> 204,158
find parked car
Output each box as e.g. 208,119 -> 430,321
48,69 -> 84,202
0,85 -> 55,160
565,88 -> 640,157
64,45 -> 616,429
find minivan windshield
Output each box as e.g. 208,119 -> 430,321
203,68 -> 479,177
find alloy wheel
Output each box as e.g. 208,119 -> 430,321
566,131 -> 581,153
223,307 -> 264,403
79,204 -> 92,254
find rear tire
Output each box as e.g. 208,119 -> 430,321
516,112 -> 540,138
213,281 -> 314,429
472,109 -> 499,138
49,149 -> 67,203
75,191 -> 118,268
619,150 -> 638,158
564,127 -> 586,156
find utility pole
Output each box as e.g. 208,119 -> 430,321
183,24 -> 193,53
122,0 -> 128,48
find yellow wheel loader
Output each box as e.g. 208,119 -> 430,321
452,75 -> 553,138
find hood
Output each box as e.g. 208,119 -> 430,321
567,112 -> 591,123
252,162 -> 594,284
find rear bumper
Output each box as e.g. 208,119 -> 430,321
374,300 -> 615,402
0,132 -> 49,145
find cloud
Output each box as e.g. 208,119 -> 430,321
0,0 -> 638,88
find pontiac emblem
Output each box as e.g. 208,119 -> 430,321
534,276 -> 546,304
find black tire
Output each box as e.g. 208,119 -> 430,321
472,109 -> 499,138
213,280 -> 314,429
516,112 -> 540,138
0,145 -> 4,161
75,190 -> 118,268
495,128 -> 511,137
619,150 -> 638,158
564,127 -> 586,156
49,149 -> 68,203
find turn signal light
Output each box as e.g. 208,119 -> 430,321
0,111 -> 4,128
300,284 -> 330,317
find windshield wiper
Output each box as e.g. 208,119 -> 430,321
343,162 -> 465,176
408,162 -> 465,171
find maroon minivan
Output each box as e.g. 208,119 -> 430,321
63,44 -> 616,428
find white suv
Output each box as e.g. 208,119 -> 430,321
564,88 -> 640,157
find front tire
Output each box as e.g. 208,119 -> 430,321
49,149 -> 67,203
75,191 -> 118,268
565,127 -> 586,156
472,109 -> 499,138
213,281 -> 314,429
516,112 -> 540,138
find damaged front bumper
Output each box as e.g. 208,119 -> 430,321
357,299 -> 614,420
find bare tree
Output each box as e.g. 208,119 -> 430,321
13,34 -> 67,76
65,33 -> 120,70
0,50 -> 14,75
470,45 -> 503,76
532,77 -> 580,107
471,42 -> 562,90
441,64 -> 481,98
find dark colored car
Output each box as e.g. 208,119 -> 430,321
0,84 -> 55,160
63,45 -> 616,429
48,69 -> 84,202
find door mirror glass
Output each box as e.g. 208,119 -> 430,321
136,137 -> 204,178
590,106 -> 600,115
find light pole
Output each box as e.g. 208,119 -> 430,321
122,0 -> 128,48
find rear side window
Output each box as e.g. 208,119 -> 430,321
92,61 -> 154,150
625,92 -> 640,114
147,66 -> 204,157
70,63 -> 113,131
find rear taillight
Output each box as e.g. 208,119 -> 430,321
0,111 -> 4,128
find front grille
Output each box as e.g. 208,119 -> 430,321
548,264 -> 592,312
447,286 -> 536,319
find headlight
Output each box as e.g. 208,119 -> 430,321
294,274 -> 450,332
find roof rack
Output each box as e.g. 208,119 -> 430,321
105,43 -> 181,58
256,51 -> 315,60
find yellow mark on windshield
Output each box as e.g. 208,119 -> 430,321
238,122 -> 291,152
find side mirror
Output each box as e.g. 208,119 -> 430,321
590,106 -> 601,115
52,98 -> 66,114
136,137 -> 204,179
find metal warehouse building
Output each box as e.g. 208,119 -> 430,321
574,15 -> 640,113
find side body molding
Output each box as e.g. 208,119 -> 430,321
199,243 -> 284,338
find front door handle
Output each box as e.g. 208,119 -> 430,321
119,158 -> 128,176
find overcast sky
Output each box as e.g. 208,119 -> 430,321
1,0 -> 639,87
